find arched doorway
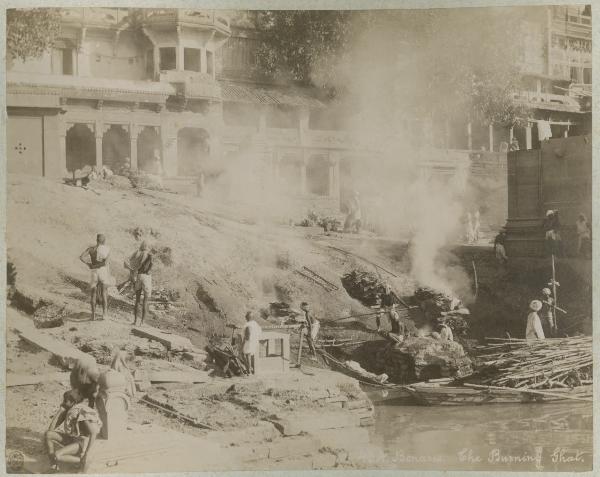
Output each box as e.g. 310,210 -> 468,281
137,126 -> 162,173
177,127 -> 209,176
102,125 -> 130,174
66,124 -> 96,173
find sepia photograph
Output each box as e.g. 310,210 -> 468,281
4,3 -> 593,474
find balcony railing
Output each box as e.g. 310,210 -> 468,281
513,90 -> 580,111
60,8 -> 131,27
142,9 -> 230,34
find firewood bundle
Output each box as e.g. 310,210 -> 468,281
470,336 -> 592,389
342,270 -> 405,308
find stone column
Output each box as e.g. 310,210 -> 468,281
509,126 -> 514,143
328,151 -> 340,198
77,42 -> 91,77
95,121 -> 103,169
153,47 -> 160,78
467,122 -> 473,150
129,124 -> 138,171
298,107 -> 310,146
300,151 -> 307,195
161,126 -> 178,177
525,124 -> 533,150
488,123 -> 494,152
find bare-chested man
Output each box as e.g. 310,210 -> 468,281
125,241 -> 153,326
79,234 -> 110,321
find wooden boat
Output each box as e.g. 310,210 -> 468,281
405,382 -> 593,406
318,349 -> 411,402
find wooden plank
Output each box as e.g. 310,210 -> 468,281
7,371 -> 70,387
12,322 -> 88,368
132,325 -> 194,352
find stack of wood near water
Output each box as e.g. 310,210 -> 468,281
413,287 -> 469,337
470,336 -> 592,389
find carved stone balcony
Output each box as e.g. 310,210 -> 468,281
142,9 -> 230,37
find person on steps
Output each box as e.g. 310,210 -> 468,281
79,234 -> 110,321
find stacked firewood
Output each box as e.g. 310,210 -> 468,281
205,343 -> 248,378
342,270 -> 407,309
413,287 -> 469,337
470,336 -> 592,389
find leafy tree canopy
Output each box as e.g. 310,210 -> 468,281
7,8 -> 61,62
256,8 -> 531,126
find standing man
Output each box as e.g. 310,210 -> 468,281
494,228 -> 508,265
526,300 -> 545,340
540,288 -> 555,336
575,213 -> 591,258
79,234 -> 110,321
242,311 -> 262,374
300,302 -> 318,359
344,191 -> 362,233
125,241 -> 153,326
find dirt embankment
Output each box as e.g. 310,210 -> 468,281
8,174 -> 406,345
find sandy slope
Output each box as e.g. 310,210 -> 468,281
7,174 -> 418,346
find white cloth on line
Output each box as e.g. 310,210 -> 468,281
537,120 -> 552,141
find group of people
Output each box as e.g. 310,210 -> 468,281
526,287 -> 561,340
239,301 -> 320,375
80,235 -> 154,325
45,351 -> 135,472
543,209 -> 591,258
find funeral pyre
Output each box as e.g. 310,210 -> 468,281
412,287 -> 470,338
467,336 -> 592,389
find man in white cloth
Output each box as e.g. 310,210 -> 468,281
242,311 -> 261,375
526,300 -> 545,340
79,234 -> 111,321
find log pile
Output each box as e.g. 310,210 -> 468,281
341,270 -> 406,311
374,336 -> 473,384
33,304 -> 66,329
413,287 -> 469,337
469,336 -> 592,389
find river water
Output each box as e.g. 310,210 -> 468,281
368,401 -> 592,472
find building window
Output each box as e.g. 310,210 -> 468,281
206,50 -> 214,76
184,48 -> 201,72
61,48 -> 74,75
159,47 -> 176,71
583,68 -> 592,84
146,49 -> 154,78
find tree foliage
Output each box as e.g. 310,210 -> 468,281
7,8 -> 61,62
256,8 -> 530,126
255,10 -> 365,88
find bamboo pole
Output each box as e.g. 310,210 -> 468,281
552,254 -> 558,333
464,383 -> 592,403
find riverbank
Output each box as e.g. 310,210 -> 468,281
6,306 -> 384,473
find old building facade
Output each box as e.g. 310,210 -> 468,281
7,8 -> 370,215
6,6 -> 591,222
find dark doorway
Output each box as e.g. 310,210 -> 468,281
177,127 -> 210,176
137,126 -> 162,173
102,125 -> 130,174
66,124 -> 95,173
306,155 -> 329,196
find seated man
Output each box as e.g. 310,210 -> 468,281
45,389 -> 102,473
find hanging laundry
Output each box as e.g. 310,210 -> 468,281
537,120 -> 553,141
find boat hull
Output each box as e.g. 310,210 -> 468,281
405,384 -> 593,406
